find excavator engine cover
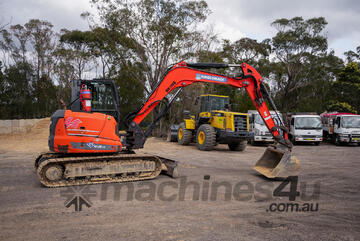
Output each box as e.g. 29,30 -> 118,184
253,146 -> 300,178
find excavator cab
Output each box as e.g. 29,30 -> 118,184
71,79 -> 121,125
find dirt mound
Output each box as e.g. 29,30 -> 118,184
0,118 -> 50,153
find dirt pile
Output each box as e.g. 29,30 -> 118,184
0,118 -> 50,153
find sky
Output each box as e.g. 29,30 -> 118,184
1,0 -> 359,60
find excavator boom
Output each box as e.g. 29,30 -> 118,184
125,61 -> 300,178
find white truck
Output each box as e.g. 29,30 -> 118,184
321,113 -> 360,145
248,110 -> 283,144
286,113 -> 323,145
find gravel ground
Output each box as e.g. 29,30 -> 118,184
0,121 -> 359,241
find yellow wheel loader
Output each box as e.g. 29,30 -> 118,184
174,94 -> 253,151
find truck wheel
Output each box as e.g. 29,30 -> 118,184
178,122 -> 192,145
196,124 -> 216,151
333,135 -> 340,146
228,141 -> 247,151
250,139 -> 256,146
314,142 -> 320,146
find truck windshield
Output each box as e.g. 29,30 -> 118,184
254,113 -> 282,126
295,117 -> 322,129
342,116 -> 360,128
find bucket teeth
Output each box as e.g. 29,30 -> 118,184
253,146 -> 300,178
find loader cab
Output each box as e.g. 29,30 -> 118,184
71,79 -> 120,124
199,94 -> 230,113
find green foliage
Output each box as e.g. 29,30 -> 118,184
0,62 -> 34,118
338,62 -> 360,84
327,101 -> 357,114
59,29 -> 94,79
344,45 -> 360,64
328,62 -> 360,114
91,0 -> 210,92
114,62 -> 146,129
271,17 -> 330,112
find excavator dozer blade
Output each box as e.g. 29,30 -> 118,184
253,146 -> 300,178
158,156 -> 179,178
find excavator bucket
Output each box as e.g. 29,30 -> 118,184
253,146 -> 300,178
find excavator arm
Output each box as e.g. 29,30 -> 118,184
125,61 -> 300,178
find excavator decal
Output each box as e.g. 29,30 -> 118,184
65,117 -> 82,129
195,73 -> 228,83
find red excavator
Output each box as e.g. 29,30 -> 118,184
35,61 -> 300,187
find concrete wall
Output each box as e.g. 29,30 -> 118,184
0,118 -> 43,134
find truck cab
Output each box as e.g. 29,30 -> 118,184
248,110 -> 283,144
322,113 -> 360,145
287,113 -> 323,145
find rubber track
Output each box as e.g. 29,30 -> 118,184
36,152 -> 162,187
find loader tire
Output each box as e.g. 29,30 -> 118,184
167,130 -> 177,142
228,140 -> 247,151
196,124 -> 216,151
178,122 -> 192,145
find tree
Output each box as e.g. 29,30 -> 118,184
221,38 -> 272,112
59,29 -> 94,79
25,19 -> 56,81
114,62 -> 146,129
222,38 -> 271,69
32,74 -> 58,117
90,0 -> 210,93
87,0 -> 210,135
0,62 -> 35,119
9,24 -> 30,64
327,62 -> 360,114
344,45 -> 360,64
270,17 -> 329,111
294,51 -> 344,113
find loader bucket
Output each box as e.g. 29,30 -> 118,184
253,146 -> 300,178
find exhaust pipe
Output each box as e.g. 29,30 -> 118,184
253,146 -> 300,178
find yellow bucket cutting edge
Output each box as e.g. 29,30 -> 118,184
253,146 -> 300,178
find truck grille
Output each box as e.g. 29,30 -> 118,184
234,115 -> 248,132
264,131 -> 272,136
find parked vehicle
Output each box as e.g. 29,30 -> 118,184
175,94 -> 252,151
248,110 -> 283,144
286,113 -> 323,145
321,112 -> 360,145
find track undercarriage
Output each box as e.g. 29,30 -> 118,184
35,152 -> 178,187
